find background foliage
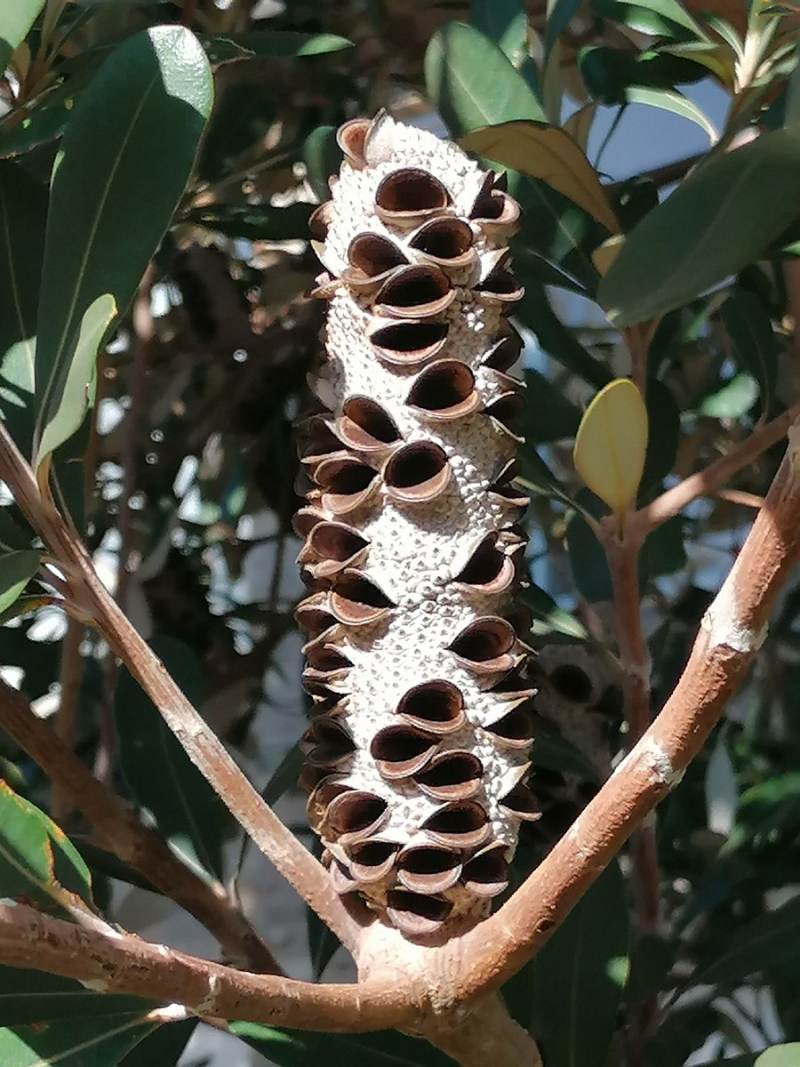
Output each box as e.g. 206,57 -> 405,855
1,0 -> 800,1064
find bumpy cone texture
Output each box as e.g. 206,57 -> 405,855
296,112 -> 537,939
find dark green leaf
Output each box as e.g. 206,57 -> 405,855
0,1 -> 45,74
115,636 -> 227,879
518,442 -> 576,508
594,0 -> 705,38
699,1045 -> 800,1067
199,32 -> 352,66
425,21 -> 544,139
34,25 -> 213,469
0,163 -> 47,455
119,1018 -> 197,1066
523,369 -> 581,443
528,715 -> 604,781
697,895 -> 800,986
545,0 -> 584,53
0,967 -> 150,1027
643,514 -> 686,577
0,779 -> 95,916
720,287 -> 778,414
565,493 -> 612,602
641,378 -> 680,490
515,283 -> 611,387
230,1021 -> 457,1067
262,742 -> 304,806
0,551 -> 40,614
306,905 -> 341,981
185,202 -> 313,241
599,129 -> 800,325
303,124 -> 341,203
579,45 -> 708,105
70,839 -> 159,894
520,581 -> 589,640
504,860 -> 629,1067
468,0 -> 530,68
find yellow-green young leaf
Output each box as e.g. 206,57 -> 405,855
460,120 -> 619,234
574,379 -> 648,519
0,550 -> 40,614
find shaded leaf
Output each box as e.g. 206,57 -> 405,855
566,505 -> 613,603
641,378 -> 680,489
230,1021 -> 457,1067
425,22 -> 545,139
518,442 -> 577,508
0,162 -> 47,457
0,551 -> 39,614
515,283 -> 611,387
469,0 -> 524,55
520,582 -> 588,640
523,368 -> 581,443
545,0 -> 584,53
574,378 -> 648,520
119,1018 -> 197,1066
720,287 -> 777,414
185,202 -> 313,241
262,742 -> 304,806
461,121 -> 619,233
0,968 -> 149,1027
115,636 -> 227,879
303,124 -> 341,203
0,779 -> 95,916
579,45 -> 709,105
0,1 -> 45,74
595,0 -> 705,38
708,1047 -> 800,1067
698,894 -> 800,986
199,32 -> 352,66
504,860 -> 629,1067
599,129 -> 800,325
34,25 -> 213,469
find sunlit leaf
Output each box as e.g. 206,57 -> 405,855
698,373 -> 758,419
574,378 -> 648,519
626,86 -> 717,143
33,26 -> 213,470
598,129 -> 800,325
199,32 -> 351,66
425,22 -> 545,137
461,121 -> 619,233
0,0 -> 45,74
0,779 -> 95,916
0,551 -> 40,614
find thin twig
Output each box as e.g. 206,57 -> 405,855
632,397 -> 800,535
0,677 -> 281,974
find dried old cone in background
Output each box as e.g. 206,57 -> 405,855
295,112 -> 539,939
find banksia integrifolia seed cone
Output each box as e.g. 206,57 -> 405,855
296,112 -> 536,940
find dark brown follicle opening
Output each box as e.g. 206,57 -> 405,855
295,595 -> 336,639
484,331 -> 523,372
456,536 -> 506,586
386,890 -> 453,935
377,265 -> 451,313
450,617 -> 515,663
462,847 -> 509,897
396,680 -> 465,732
315,458 -> 376,495
370,725 -> 437,772
349,839 -> 398,868
348,233 -> 407,277
415,752 -> 482,794
376,169 -> 451,215
337,118 -> 370,167
399,846 -> 460,876
486,707 -> 534,746
407,360 -> 475,413
370,321 -> 448,364
501,784 -> 540,821
341,396 -> 400,446
304,642 -> 352,672
410,217 -> 473,260
476,268 -> 524,302
305,717 -> 355,766
327,791 -> 387,835
331,572 -> 395,625
486,392 -> 525,431
550,663 -> 594,703
309,523 -> 368,563
385,441 -> 448,490
422,800 -> 488,843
